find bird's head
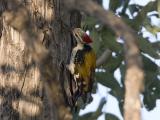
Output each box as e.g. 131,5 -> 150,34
72,28 -> 92,44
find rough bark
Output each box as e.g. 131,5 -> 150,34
0,0 -> 81,120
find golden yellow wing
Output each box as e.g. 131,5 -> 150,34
74,47 -> 96,95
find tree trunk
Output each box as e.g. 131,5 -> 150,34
0,0 -> 81,119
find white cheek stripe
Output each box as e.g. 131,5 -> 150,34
67,44 -> 83,74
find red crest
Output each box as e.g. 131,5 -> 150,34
82,34 -> 92,43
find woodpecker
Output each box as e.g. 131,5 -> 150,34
67,28 -> 96,107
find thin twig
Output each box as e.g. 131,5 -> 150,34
96,49 -> 112,67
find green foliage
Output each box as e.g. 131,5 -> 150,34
142,54 -> 160,110
105,113 -> 120,120
77,0 -> 160,119
100,27 -> 122,52
128,5 -> 142,15
109,0 -> 121,12
138,36 -> 160,59
103,55 -> 123,72
78,98 -> 106,120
